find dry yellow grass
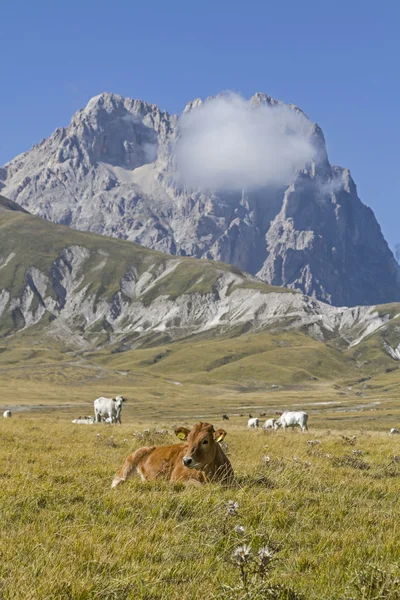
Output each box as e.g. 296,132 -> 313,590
1,418 -> 400,599
1,329 -> 400,598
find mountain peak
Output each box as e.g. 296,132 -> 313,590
183,98 -> 203,113
1,92 -> 400,307
83,92 -> 125,112
70,92 -> 169,130
249,92 -> 280,107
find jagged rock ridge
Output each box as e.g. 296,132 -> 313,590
1,92 -> 399,307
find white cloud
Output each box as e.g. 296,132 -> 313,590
175,92 -> 318,192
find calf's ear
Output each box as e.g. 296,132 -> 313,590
214,428 -> 227,442
174,427 -> 190,440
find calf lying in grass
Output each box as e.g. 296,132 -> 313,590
112,422 -> 234,487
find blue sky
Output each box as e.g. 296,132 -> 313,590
1,0 -> 399,247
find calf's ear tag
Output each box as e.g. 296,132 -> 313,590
177,432 -> 187,440
216,434 -> 224,442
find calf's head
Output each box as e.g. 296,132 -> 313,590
175,423 -> 226,470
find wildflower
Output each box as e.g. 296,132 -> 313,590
227,500 -> 239,516
234,525 -> 245,534
232,545 -> 252,564
258,546 -> 274,565
96,433 -> 100,437
262,455 -> 270,465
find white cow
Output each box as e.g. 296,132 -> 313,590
389,428 -> 400,435
247,415 -> 259,428
275,411 -> 308,432
3,410 -> 12,418
72,417 -> 95,424
262,418 -> 276,430
94,396 -> 126,424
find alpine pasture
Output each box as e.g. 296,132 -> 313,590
1,333 -> 400,599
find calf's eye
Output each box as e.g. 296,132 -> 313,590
202,440 -> 209,445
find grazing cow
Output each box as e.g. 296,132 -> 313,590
390,428 -> 400,435
222,414 -> 229,421
3,410 -> 11,418
112,422 -> 234,487
262,418 -> 276,430
247,414 -> 259,428
94,395 -> 126,424
275,411 -> 308,432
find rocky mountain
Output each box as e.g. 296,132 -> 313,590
1,92 -> 399,307
1,196 -> 399,359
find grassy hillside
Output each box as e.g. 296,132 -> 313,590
0,201 -> 168,299
0,194 -> 29,213
0,196 -> 293,348
347,311 -> 400,372
0,202 -> 287,301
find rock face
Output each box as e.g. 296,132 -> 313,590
1,92 -> 399,307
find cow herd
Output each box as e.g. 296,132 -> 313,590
2,396 -> 399,489
250,410 -> 309,433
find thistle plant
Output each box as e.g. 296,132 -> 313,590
217,502 -> 302,599
231,544 -> 253,589
224,541 -> 294,599
227,500 -> 239,516
222,500 -> 240,534
234,525 -> 245,535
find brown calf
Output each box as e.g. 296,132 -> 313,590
111,422 -> 234,487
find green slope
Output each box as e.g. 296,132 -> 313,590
0,197 -> 288,301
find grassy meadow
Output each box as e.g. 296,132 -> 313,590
1,328 -> 400,599
2,327 -> 400,428
1,419 -> 400,599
